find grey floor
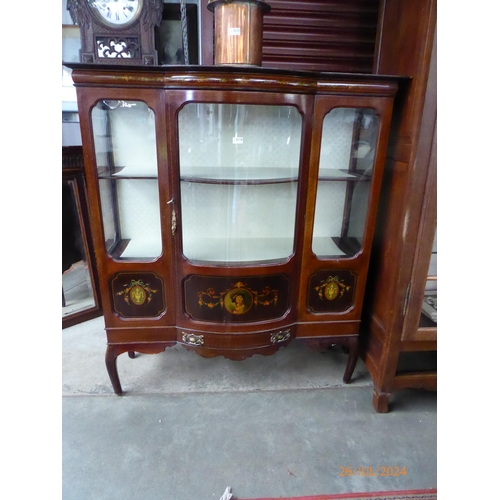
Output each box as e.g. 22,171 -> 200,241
62,316 -> 437,500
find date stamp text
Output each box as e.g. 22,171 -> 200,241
339,466 -> 407,477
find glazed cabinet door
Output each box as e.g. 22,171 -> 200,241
77,89 -> 176,328
62,147 -> 102,329
91,100 -> 161,261
401,126 -> 437,342
176,96 -> 306,266
298,95 -> 394,334
167,89 -> 313,350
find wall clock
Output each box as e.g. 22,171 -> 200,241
68,0 -> 163,65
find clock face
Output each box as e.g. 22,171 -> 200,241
88,0 -> 142,27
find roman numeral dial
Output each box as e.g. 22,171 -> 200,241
88,0 -> 141,27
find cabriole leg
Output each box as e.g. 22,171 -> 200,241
342,337 -> 359,383
105,345 -> 123,396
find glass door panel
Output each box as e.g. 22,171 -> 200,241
62,179 -> 96,317
421,230 -> 437,326
312,108 -> 379,258
91,100 -> 162,260
178,103 -> 302,265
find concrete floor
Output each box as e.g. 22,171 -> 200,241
62,316 -> 437,500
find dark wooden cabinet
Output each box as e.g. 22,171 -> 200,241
360,0 -> 437,412
67,63 -> 401,394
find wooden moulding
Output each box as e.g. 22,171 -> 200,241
208,0 -> 271,66
66,63 -> 401,97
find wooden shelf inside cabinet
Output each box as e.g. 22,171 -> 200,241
333,237 -> 361,256
180,167 -> 299,185
97,166 -> 158,179
180,177 -> 298,185
311,237 -> 361,259
179,168 -> 371,184
107,238 -> 161,260
318,169 -> 372,182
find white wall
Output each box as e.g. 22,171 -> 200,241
61,1 -> 204,145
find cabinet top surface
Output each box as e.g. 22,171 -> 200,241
64,63 -> 405,95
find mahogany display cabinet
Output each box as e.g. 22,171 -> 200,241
67,63 -> 401,395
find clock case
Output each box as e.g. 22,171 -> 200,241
68,0 -> 163,65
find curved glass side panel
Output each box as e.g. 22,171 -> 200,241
91,100 -> 162,260
312,108 -> 379,258
178,103 -> 302,265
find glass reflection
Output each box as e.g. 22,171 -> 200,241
312,108 -> 379,258
178,103 -> 302,264
91,100 -> 162,260
421,230 -> 437,325
62,179 -> 96,317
